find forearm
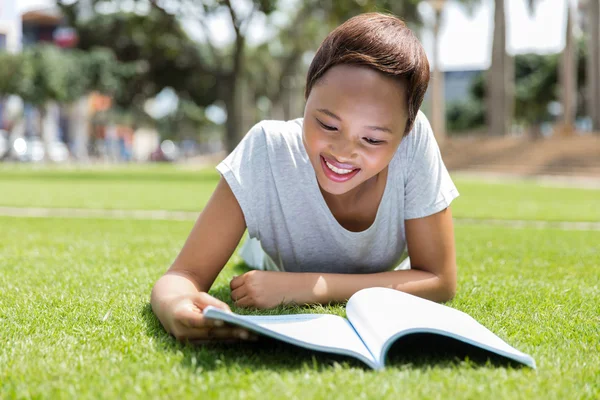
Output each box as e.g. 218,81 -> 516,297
300,269 -> 454,305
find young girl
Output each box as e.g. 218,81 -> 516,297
151,12 -> 459,343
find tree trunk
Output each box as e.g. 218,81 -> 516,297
39,104 -> 50,162
588,0 -> 600,132
69,96 -> 90,161
487,0 -> 512,136
558,0 -> 577,136
223,77 -> 242,154
431,8 -> 446,144
222,11 -> 247,154
239,76 -> 257,133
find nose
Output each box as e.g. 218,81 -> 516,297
329,136 -> 357,162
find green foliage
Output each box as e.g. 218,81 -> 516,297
447,98 -> 486,133
155,99 -> 215,141
0,45 -> 135,105
0,52 -> 33,96
56,0 -> 428,150
59,2 -> 221,108
323,0 -> 422,27
245,0 -> 423,115
24,45 -> 90,104
448,41 -> 589,132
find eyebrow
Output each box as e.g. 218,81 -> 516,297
316,108 -> 394,135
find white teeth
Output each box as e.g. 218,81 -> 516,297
325,160 -> 354,175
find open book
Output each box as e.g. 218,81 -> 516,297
203,287 -> 536,370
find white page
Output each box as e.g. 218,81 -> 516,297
203,306 -> 377,369
346,287 -> 536,368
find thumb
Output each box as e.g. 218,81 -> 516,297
194,292 -> 232,312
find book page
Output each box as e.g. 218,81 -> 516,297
346,287 -> 535,368
203,306 -> 377,369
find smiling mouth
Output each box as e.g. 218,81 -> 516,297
320,155 -> 361,182
321,155 -> 359,172
324,160 -> 357,174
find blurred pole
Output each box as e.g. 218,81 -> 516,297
558,0 -> 577,136
42,102 -> 60,145
283,75 -> 298,121
69,98 -> 90,161
587,0 -> 600,132
239,77 -> 256,136
429,0 -> 446,144
72,0 -> 93,161
488,0 -> 510,137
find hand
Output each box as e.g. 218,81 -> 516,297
230,270 -> 306,309
163,292 -> 259,343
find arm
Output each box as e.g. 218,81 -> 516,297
300,206 -> 457,304
151,176 -> 254,340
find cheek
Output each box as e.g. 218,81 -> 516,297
304,126 -> 328,151
360,146 -> 396,169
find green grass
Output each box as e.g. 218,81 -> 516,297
1,165 -> 599,398
0,165 -> 218,211
454,179 -> 600,222
1,165 -> 599,222
1,216 -> 599,399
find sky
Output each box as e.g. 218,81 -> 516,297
14,0 -> 570,71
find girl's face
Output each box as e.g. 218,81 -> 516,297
303,64 -> 409,198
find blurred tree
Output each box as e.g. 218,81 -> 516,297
456,0 -> 540,137
57,2 -> 219,110
0,52 -> 31,97
0,45 -> 134,153
155,98 -> 214,141
447,42 -> 588,135
446,97 -> 485,133
246,0 -> 423,121
58,0 -> 423,152
558,0 -> 577,136
488,0 -> 511,136
584,0 -> 600,131
58,0 -> 276,152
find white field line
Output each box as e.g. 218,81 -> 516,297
0,206 -> 599,231
0,207 -> 197,221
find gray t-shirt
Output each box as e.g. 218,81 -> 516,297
216,110 -> 459,274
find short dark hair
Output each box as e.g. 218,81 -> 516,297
305,12 -> 430,136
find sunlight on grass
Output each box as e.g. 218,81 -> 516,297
1,217 -> 598,398
0,165 -> 598,222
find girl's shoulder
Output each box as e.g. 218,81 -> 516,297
392,110 -> 439,183
242,118 -> 305,157
253,118 -> 304,141
235,118 -> 307,166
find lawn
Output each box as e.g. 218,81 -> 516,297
1,165 -> 599,399
1,164 -> 599,222
1,217 -> 599,399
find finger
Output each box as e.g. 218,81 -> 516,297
230,274 -> 245,290
194,292 -> 231,312
230,286 -> 246,302
233,294 -> 253,308
176,307 -> 218,329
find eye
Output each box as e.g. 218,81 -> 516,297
316,119 -> 337,131
363,138 -> 384,145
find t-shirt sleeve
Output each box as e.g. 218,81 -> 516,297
402,111 -> 460,219
215,122 -> 268,240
